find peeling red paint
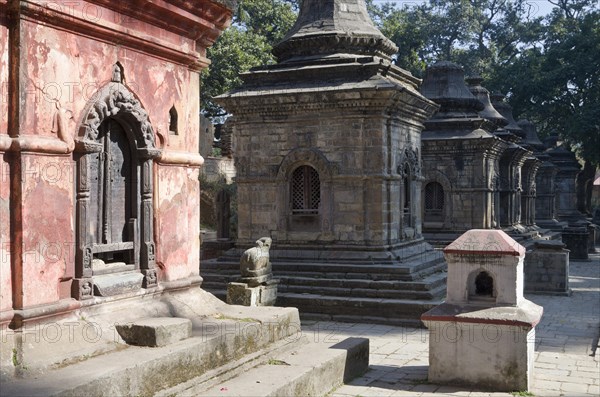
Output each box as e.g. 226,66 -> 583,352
0,5 -> 9,314
155,166 -> 200,281
0,156 -> 11,311
1,19 -> 8,136
20,155 -> 73,306
2,0 -> 233,324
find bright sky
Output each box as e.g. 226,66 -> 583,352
371,0 -> 558,17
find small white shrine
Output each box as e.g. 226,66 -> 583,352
421,229 -> 543,391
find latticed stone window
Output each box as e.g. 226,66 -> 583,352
424,182 -> 444,221
291,165 -> 320,214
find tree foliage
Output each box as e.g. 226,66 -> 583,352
369,0 -> 599,165
201,0 -> 297,118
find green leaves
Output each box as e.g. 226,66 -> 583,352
202,27 -> 275,117
201,0 -> 297,118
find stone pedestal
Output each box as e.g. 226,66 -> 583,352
562,226 -> 589,260
422,230 -> 542,392
227,280 -> 279,306
524,240 -> 571,295
423,305 -> 539,391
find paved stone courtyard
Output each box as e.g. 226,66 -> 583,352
302,252 -> 599,397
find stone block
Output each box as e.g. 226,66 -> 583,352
524,242 -> 570,295
116,317 -> 192,347
226,280 -> 279,306
423,316 -> 536,391
93,272 -> 144,297
562,227 -> 589,260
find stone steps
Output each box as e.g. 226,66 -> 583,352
278,293 -> 442,327
2,327 -> 369,397
201,289 -> 442,327
202,255 -> 446,282
279,272 -> 447,290
278,282 -> 446,301
202,262 -> 446,285
201,244 -> 447,326
161,337 -> 369,397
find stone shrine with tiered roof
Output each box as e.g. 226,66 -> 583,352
204,0 -> 448,325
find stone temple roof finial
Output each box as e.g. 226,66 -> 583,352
466,75 -> 508,129
272,0 -> 398,62
517,119 -> 545,152
490,93 -> 525,139
420,61 -> 484,117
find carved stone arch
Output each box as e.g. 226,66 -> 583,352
75,81 -> 160,157
276,148 -> 335,182
397,147 -> 421,180
424,169 -> 452,194
276,148 -> 335,238
73,76 -> 160,300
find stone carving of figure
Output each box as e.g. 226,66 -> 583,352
239,237 -> 272,285
52,102 -> 75,152
112,64 -> 123,83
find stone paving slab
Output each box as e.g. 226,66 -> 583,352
305,252 -> 600,397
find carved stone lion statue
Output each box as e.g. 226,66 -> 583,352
240,237 -> 272,282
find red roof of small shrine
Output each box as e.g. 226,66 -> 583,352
443,229 -> 525,256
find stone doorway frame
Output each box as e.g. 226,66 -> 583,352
72,69 -> 161,300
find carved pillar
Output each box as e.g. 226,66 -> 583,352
140,157 -> 157,288
73,151 -> 96,300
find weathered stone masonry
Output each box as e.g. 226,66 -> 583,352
204,0 -> 447,325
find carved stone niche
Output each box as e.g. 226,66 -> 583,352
72,69 -> 161,300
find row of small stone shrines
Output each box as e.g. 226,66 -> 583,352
418,61 -> 595,253
208,61 -> 597,256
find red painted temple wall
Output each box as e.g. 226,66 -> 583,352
0,0 -> 12,313
0,0 -> 233,323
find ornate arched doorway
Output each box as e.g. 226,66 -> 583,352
72,66 -> 161,299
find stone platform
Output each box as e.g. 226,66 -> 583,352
0,288 -> 300,396
1,299 -> 369,397
202,240 -> 447,327
424,224 -> 563,250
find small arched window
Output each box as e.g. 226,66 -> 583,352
424,182 -> 444,222
168,106 -> 178,135
291,165 -> 320,214
475,271 -> 494,296
468,270 -> 496,303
